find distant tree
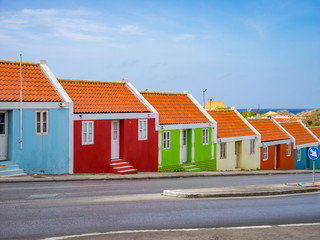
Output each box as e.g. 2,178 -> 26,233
240,109 -> 257,118
302,109 -> 320,127
276,110 -> 295,117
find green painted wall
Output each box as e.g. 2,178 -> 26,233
161,129 -> 180,167
194,128 -> 213,162
159,127 -> 217,172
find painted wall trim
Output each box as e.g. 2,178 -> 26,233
261,139 -> 292,147
160,123 -> 212,130
123,79 -> 160,130
234,108 -> 261,146
296,142 -> 320,149
219,135 -> 256,143
301,121 -> 320,143
73,112 -> 157,120
272,118 -> 296,149
0,102 -> 71,109
179,129 -> 183,164
191,128 -> 195,163
186,91 -> 218,143
40,60 -> 72,103
158,131 -> 162,168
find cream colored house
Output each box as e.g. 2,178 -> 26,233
208,109 -> 261,170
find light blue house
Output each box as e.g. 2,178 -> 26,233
280,121 -> 320,169
0,60 -> 73,176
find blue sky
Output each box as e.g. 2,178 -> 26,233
0,0 -> 319,108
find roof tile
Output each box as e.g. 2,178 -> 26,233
248,118 -> 291,142
280,122 -> 318,145
208,110 -> 255,138
309,127 -> 320,139
141,92 -> 210,125
59,79 -> 150,113
0,60 -> 63,102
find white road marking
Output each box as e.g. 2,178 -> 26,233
28,194 -> 57,199
43,222 -> 320,240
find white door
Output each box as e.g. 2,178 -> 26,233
111,120 -> 119,160
0,111 -> 8,160
182,130 -> 188,163
235,141 -> 239,168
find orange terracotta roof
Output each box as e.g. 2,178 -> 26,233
204,102 -> 226,110
141,92 -> 210,125
59,79 -> 150,113
0,60 -> 63,102
208,110 -> 255,138
247,119 -> 291,142
309,127 -> 320,139
280,122 -> 318,146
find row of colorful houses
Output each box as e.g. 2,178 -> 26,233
0,59 -> 319,176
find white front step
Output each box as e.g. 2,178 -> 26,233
118,169 -> 137,173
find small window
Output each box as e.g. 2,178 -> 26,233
220,143 -> 226,159
163,131 -> 171,150
250,139 -> 255,154
82,121 -> 94,145
297,149 -> 301,162
263,146 -> 268,160
286,143 -> 291,156
203,128 -> 209,145
36,111 -> 48,135
0,113 -> 5,134
138,119 -> 148,140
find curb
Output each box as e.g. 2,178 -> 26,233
0,170 -> 319,183
162,185 -> 320,198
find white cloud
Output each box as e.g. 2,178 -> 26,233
0,8 -> 140,43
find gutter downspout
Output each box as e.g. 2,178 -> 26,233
19,54 -> 23,149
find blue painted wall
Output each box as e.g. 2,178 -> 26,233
295,147 -> 320,169
7,108 -> 69,174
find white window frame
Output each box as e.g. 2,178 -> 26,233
286,143 -> 291,156
250,139 -> 255,154
263,146 -> 268,160
163,131 -> 171,150
35,110 -> 49,135
297,149 -> 301,162
82,121 -> 94,145
138,119 -> 148,140
220,143 -> 226,159
203,128 -> 209,145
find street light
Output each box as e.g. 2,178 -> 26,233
203,89 -> 207,106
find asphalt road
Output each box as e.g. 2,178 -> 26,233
1,174 -> 320,239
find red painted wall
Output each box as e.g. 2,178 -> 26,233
260,143 -> 294,170
74,118 -> 158,173
74,120 -> 111,173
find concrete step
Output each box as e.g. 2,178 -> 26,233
0,168 -> 26,177
109,159 -> 138,174
118,169 -> 138,174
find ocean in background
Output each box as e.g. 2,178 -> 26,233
237,108 -> 316,115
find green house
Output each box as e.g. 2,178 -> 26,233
141,91 -> 217,172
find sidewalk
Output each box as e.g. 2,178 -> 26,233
0,169 -> 319,183
163,182 -> 320,198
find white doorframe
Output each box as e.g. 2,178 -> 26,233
182,129 -> 188,163
0,111 -> 8,161
111,120 -> 119,160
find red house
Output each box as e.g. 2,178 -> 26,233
59,78 -> 158,174
248,118 -> 295,170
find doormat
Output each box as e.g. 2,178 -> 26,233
299,183 -> 317,187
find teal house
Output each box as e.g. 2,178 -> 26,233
281,121 -> 320,169
141,91 -> 217,172
0,60 -> 73,176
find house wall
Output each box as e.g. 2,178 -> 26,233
74,118 -> 158,173
7,108 -> 69,174
194,128 -> 215,162
239,139 -> 260,170
160,127 -> 215,170
161,129 -> 180,167
260,143 -> 294,170
217,141 -> 236,170
120,118 -> 158,172
295,147 -> 320,169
